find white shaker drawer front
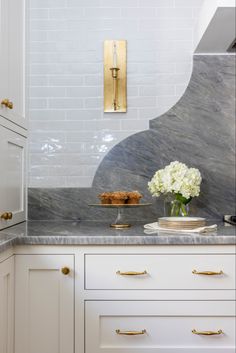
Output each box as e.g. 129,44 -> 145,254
85,301 -> 235,353
85,254 -> 235,290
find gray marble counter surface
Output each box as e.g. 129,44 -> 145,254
0,220 -> 235,254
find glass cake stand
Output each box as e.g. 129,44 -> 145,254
89,203 -> 152,229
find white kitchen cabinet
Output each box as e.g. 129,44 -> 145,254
0,0 -> 26,129
86,300 -> 235,353
15,254 -> 74,353
0,256 -> 14,353
0,125 -> 26,230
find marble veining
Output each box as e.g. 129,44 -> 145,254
29,55 -> 235,221
0,221 -> 235,254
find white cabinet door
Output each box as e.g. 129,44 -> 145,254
0,256 -> 14,353
0,125 -> 26,230
86,301 -> 236,353
0,0 -> 26,128
15,255 -> 74,353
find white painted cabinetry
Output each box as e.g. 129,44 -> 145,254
0,125 -> 26,230
86,300 -> 235,353
12,245 -> 236,353
0,256 -> 14,353
15,254 -> 74,353
0,0 -> 26,128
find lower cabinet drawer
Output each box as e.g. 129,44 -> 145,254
85,254 -> 235,290
85,301 -> 235,353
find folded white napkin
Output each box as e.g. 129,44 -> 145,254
144,222 -> 217,234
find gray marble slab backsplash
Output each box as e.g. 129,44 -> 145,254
28,55 -> 235,221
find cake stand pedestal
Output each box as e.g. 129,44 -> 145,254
89,204 -> 152,229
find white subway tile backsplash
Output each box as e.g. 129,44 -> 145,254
29,0 -> 205,188
31,87 -> 66,97
66,86 -> 102,97
48,98 -> 84,109
139,0 -> 174,7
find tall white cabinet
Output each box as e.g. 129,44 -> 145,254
0,256 -> 14,353
0,0 -> 27,230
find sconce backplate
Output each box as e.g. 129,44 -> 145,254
104,40 -> 127,113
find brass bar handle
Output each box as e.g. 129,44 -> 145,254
192,269 -> 223,275
192,329 -> 223,336
116,270 -> 147,276
116,329 -> 146,336
61,267 -> 70,275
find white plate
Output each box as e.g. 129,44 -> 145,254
159,217 -> 206,222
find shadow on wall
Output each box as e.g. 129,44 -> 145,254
28,55 -> 235,221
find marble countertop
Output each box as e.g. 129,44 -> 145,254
0,220 -> 235,254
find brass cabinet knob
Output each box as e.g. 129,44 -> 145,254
61,267 -> 70,275
0,212 -> 13,220
1,98 -> 13,109
1,212 -> 9,220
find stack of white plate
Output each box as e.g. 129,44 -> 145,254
158,217 -> 206,230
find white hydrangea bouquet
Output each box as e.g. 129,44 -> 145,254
148,161 -> 202,216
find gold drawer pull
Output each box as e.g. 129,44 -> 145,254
192,329 -> 223,336
61,267 -> 70,275
116,329 -> 146,336
192,269 -> 223,276
116,270 -> 147,276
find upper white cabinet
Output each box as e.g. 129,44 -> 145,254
0,0 -> 26,129
0,125 -> 26,230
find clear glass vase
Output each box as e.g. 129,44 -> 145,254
164,195 -> 190,217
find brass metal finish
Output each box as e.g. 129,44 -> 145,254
116,270 -> 147,276
1,98 -> 13,109
1,212 -> 9,220
192,269 -> 223,275
61,267 -> 70,275
116,329 -> 146,336
7,212 -> 13,219
192,329 -> 223,336
104,40 -> 127,112
110,224 -> 131,229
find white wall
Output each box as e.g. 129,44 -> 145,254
29,0 -> 204,188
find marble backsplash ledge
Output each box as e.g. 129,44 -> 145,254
28,55 -> 235,221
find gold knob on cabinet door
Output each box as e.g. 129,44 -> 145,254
1,98 -> 13,109
61,267 -> 70,275
1,212 -> 9,220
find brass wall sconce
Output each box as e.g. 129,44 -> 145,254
104,40 -> 127,113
